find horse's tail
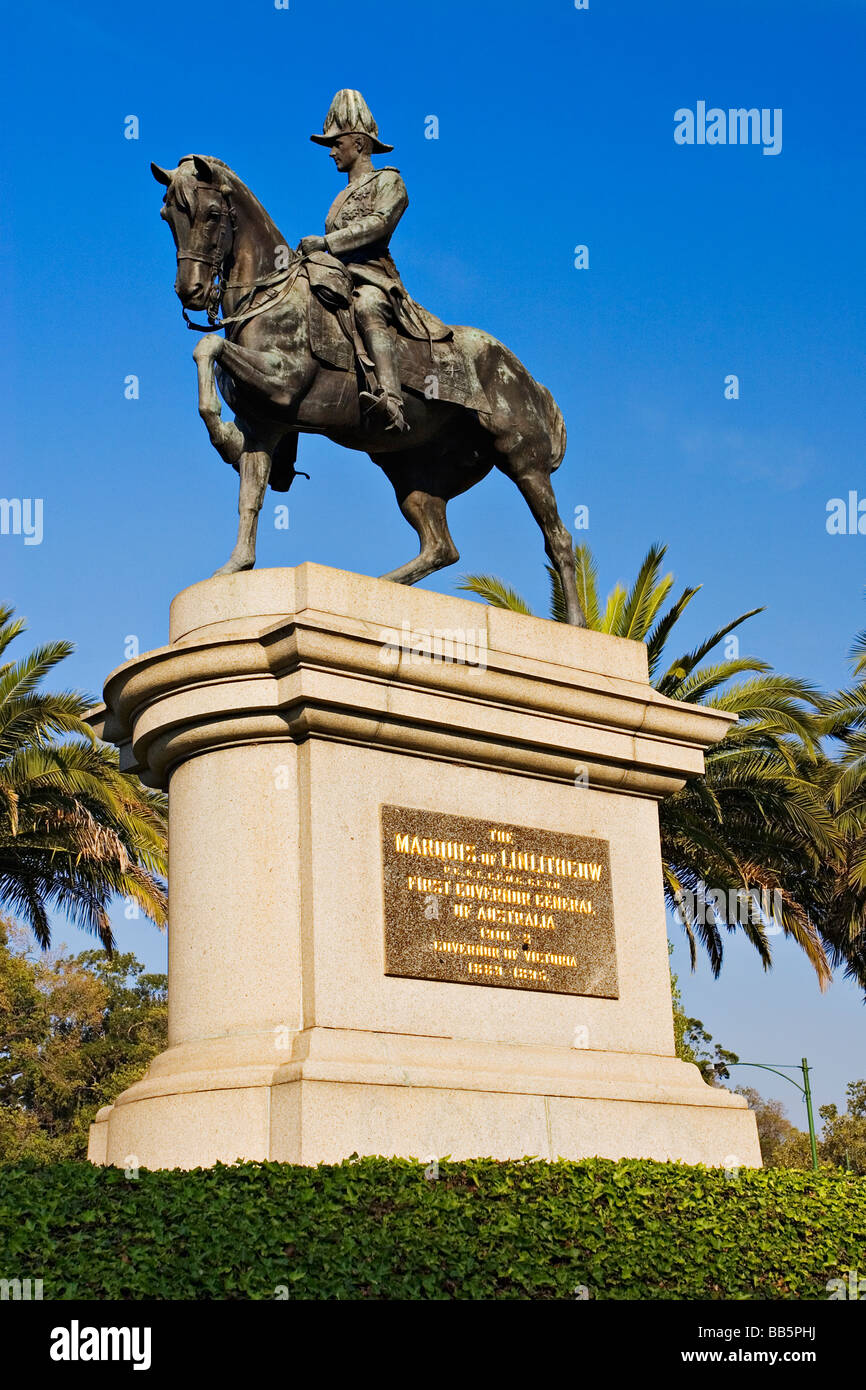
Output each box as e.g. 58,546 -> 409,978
539,384 -> 567,473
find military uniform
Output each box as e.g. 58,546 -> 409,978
307,88 -> 448,429
323,166 -> 448,344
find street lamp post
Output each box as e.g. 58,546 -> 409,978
727,1058 -> 819,1171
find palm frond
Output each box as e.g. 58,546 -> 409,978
646,587 -> 701,678
545,564 -> 567,624
600,584 -> 627,634
616,544 -> 671,642
0,606 -> 168,950
657,609 -> 765,697
573,544 -> 601,630
457,574 -> 535,614
850,626 -> 866,675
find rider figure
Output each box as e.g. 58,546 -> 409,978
299,90 -> 411,433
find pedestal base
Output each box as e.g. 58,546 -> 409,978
88,1027 -> 760,1169
87,565 -> 761,1171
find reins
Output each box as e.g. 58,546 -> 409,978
179,181 -> 307,333
182,262 -> 305,333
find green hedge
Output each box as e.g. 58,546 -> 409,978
1,1157 -> 864,1300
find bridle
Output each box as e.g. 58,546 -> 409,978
175,181 -> 238,327
177,182 -> 304,333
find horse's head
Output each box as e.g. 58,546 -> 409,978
152,155 -> 236,312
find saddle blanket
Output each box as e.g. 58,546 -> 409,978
305,259 -> 490,416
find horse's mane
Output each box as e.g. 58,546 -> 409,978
173,155 -> 282,239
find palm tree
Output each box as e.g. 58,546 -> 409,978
0,605 -> 167,950
809,624 -> 866,991
461,544 -> 835,984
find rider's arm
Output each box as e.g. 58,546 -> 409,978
324,172 -> 408,258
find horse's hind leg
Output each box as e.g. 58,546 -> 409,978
379,485 -> 459,586
496,450 -> 585,627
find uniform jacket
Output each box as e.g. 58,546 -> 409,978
322,167 -> 450,342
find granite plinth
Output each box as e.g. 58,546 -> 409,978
87,565 -> 761,1170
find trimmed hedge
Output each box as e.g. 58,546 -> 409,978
1,1157 -> 864,1300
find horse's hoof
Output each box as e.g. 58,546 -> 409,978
211,555 -> 254,577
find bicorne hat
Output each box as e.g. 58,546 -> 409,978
310,89 -> 394,154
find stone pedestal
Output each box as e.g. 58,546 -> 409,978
87,565 -> 760,1170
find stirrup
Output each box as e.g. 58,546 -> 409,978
360,388 -> 408,432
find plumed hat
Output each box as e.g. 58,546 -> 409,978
310,89 -> 393,154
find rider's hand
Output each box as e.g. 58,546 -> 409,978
298,236 -> 327,255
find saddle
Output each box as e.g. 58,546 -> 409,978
301,252 -> 491,416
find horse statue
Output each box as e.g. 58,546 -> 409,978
151,152 -> 586,626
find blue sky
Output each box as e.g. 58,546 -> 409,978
2,0 -> 864,1119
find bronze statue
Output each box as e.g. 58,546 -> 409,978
299,91 -> 446,434
152,89 -> 585,624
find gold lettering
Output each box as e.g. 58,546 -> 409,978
432,939 -> 501,958
396,836 -> 478,864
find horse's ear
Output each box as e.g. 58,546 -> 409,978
192,155 -> 214,184
151,162 -> 174,186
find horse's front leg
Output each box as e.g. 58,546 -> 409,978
194,334 -> 304,577
192,334 -> 244,463
212,447 -> 272,576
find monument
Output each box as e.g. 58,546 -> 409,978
88,92 -> 760,1169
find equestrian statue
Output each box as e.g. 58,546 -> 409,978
152,89 -> 585,625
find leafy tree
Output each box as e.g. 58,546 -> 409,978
819,1080 -> 866,1175
0,916 -> 167,1161
735,1085 -> 813,1168
735,1081 -> 866,1172
461,544 -> 833,984
670,958 -> 694,1066
0,604 -> 167,949
679,1017 -> 740,1085
670,955 -> 738,1084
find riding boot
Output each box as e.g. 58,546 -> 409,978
359,329 -> 408,432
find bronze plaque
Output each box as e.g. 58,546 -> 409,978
381,805 -> 618,997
